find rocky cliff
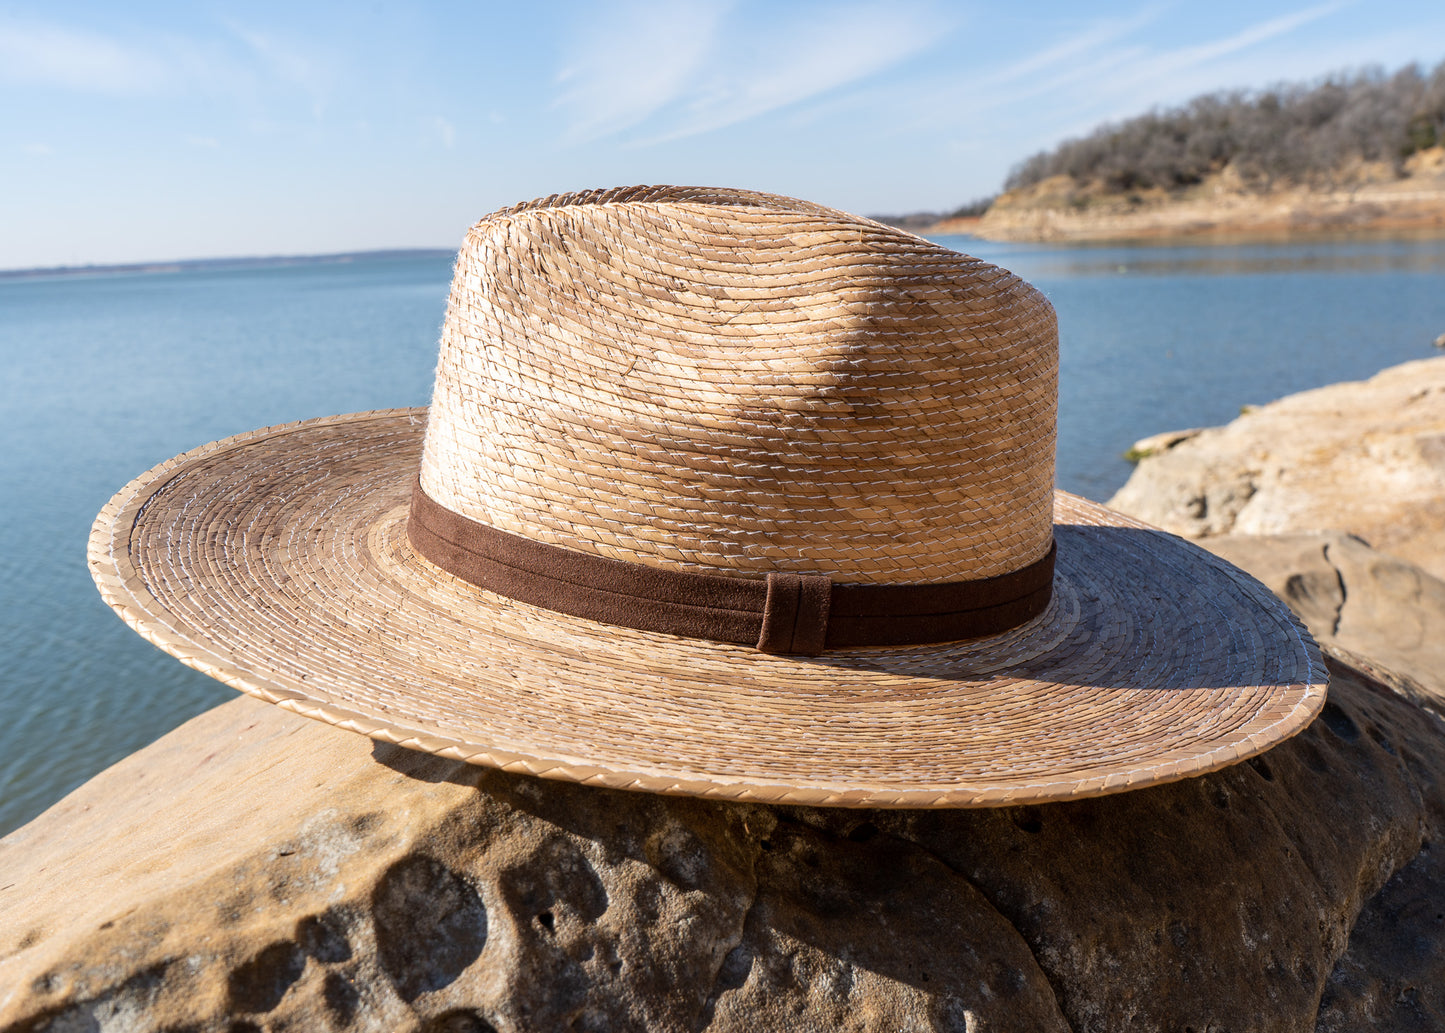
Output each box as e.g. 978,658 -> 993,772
969,149 -> 1445,242
1109,356 -> 1445,582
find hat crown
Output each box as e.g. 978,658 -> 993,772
418,186 -> 1058,584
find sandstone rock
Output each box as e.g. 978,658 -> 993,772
2,650 -> 1445,1032
1200,533 -> 1445,713
1122,427 -> 1204,463
1108,356 -> 1445,580
974,150 -> 1445,242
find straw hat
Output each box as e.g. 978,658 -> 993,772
90,185 -> 1326,808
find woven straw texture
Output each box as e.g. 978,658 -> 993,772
91,410 -> 1324,807
89,187 -> 1327,807
421,186 -> 1056,583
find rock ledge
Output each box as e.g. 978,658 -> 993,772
1109,356 -> 1445,581
3,649 -> 1445,1031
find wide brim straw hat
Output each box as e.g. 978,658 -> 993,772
91,186 -> 1326,808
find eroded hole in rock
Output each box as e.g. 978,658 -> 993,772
1210,785 -> 1231,810
1011,808 -> 1043,834
226,941 -> 307,1014
323,970 -> 360,1025
1296,734 -> 1332,773
700,943 -> 754,1017
847,822 -> 879,843
1366,724 -> 1397,755
296,908 -> 353,964
422,1009 -> 500,1033
498,834 -> 609,943
373,854 -> 488,1002
720,945 -> 753,991
29,962 -> 171,1032
1320,701 -> 1361,741
1247,756 -> 1275,781
228,1022 -> 264,1033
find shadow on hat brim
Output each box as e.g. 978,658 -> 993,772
90,409 -> 1327,808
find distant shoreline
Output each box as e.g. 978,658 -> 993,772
922,216 -> 984,236
0,248 -> 457,282
950,150 -> 1445,244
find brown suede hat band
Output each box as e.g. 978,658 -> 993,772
408,479 -> 1056,655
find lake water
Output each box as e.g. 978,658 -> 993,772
2,238 -> 1444,836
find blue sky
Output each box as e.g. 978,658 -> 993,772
3,0 -> 1444,269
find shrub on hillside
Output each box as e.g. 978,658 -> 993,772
1006,61 -> 1445,195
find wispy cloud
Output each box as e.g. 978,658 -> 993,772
901,1 -> 1352,141
985,7 -> 1166,87
223,21 -> 336,117
554,0 -> 948,145
555,0 -> 732,143
20,142 -> 53,156
0,19 -> 168,93
1096,0 -> 1350,96
992,2 -> 1352,146
0,14 -> 338,123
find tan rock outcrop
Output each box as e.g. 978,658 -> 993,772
1108,356 -> 1445,580
975,150 -> 1445,242
2,647 -> 1445,1031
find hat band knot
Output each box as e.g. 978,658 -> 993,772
758,572 -> 832,655
407,478 -> 1055,656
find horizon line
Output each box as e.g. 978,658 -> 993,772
0,247 -> 459,281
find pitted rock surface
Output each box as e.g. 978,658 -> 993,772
1,654 -> 1444,1032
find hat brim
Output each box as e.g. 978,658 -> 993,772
90,409 -> 1326,807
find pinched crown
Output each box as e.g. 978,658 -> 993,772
418,186 -> 1057,585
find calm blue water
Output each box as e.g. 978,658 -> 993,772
2,239 -> 1443,835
